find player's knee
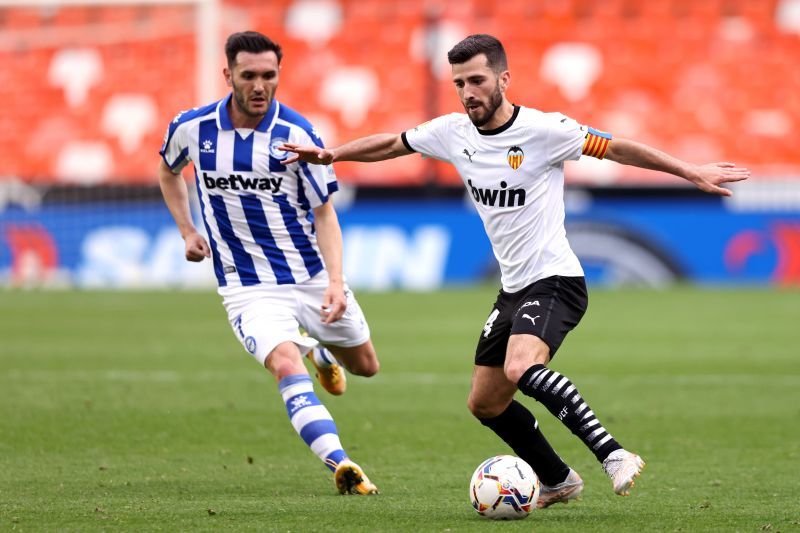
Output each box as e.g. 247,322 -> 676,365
503,360 -> 530,386
348,357 -> 379,377
467,394 -> 504,419
266,358 -> 297,379
504,338 -> 550,384
265,343 -> 304,379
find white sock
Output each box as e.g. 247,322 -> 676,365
310,346 -> 337,368
279,374 -> 347,471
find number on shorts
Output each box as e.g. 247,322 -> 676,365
483,309 -> 500,338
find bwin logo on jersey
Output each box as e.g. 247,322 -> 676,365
507,146 -> 524,170
468,179 -> 526,207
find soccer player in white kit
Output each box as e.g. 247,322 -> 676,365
158,31 -> 379,495
283,34 -> 750,506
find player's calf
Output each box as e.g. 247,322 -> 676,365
517,364 -> 623,463
328,341 -> 379,377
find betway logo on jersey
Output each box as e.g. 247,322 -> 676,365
468,179 -> 526,207
202,172 -> 282,192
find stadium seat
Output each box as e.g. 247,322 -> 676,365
4,7 -> 44,30
47,47 -> 104,108
318,65 -> 380,128
284,0 -> 342,48
101,94 -> 159,154
55,141 -> 113,184
1,1 -> 797,184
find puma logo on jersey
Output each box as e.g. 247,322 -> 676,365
468,179 -> 526,207
203,172 -> 283,192
463,148 -> 476,162
522,313 -> 539,325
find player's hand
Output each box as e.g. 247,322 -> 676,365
321,282 -> 347,324
184,232 -> 211,262
687,162 -> 750,197
281,143 -> 335,166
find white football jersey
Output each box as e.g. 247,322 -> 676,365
160,95 -> 337,292
403,106 -> 611,292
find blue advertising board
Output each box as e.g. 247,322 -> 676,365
1,192 -> 798,289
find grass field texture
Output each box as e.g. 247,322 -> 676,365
1,287 -> 799,532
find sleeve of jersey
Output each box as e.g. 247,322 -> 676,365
581,127 -> 613,160
400,115 -> 452,163
296,128 -> 335,208
546,114 -> 614,164
159,119 -> 191,173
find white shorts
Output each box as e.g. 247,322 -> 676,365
220,271 -> 371,366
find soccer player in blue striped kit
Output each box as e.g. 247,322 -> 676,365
158,31 -> 378,495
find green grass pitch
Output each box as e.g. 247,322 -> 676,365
1,287 -> 799,531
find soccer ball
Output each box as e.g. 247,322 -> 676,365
469,455 -> 540,520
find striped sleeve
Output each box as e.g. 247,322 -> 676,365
581,127 -> 612,159
293,126 -> 333,207
159,115 -> 191,173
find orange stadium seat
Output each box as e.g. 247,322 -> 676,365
97,5 -> 140,25
3,7 -> 45,30
49,6 -> 92,28
1,1 -> 798,184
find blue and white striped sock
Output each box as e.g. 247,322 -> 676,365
310,346 -> 337,368
279,374 -> 348,471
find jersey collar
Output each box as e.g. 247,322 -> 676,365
217,93 -> 278,133
477,105 -> 520,136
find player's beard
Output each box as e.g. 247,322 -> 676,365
466,83 -> 503,128
232,81 -> 271,119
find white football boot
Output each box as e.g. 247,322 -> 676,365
537,469 -> 584,508
602,449 -> 645,496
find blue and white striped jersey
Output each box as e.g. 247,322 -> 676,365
160,95 -> 338,289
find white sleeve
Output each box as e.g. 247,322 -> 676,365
401,114 -> 453,163
159,115 -> 191,173
546,113 -> 613,165
545,113 -> 587,166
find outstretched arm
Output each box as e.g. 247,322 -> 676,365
604,138 -> 749,196
282,133 -> 411,165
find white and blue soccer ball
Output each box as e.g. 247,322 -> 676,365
469,455 -> 540,520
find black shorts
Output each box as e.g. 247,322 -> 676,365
474,276 -> 588,366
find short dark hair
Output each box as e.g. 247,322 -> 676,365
447,34 -> 508,73
225,31 -> 282,66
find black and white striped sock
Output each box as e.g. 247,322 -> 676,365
517,364 -> 622,462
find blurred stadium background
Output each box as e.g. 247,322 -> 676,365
1,0 -> 800,290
